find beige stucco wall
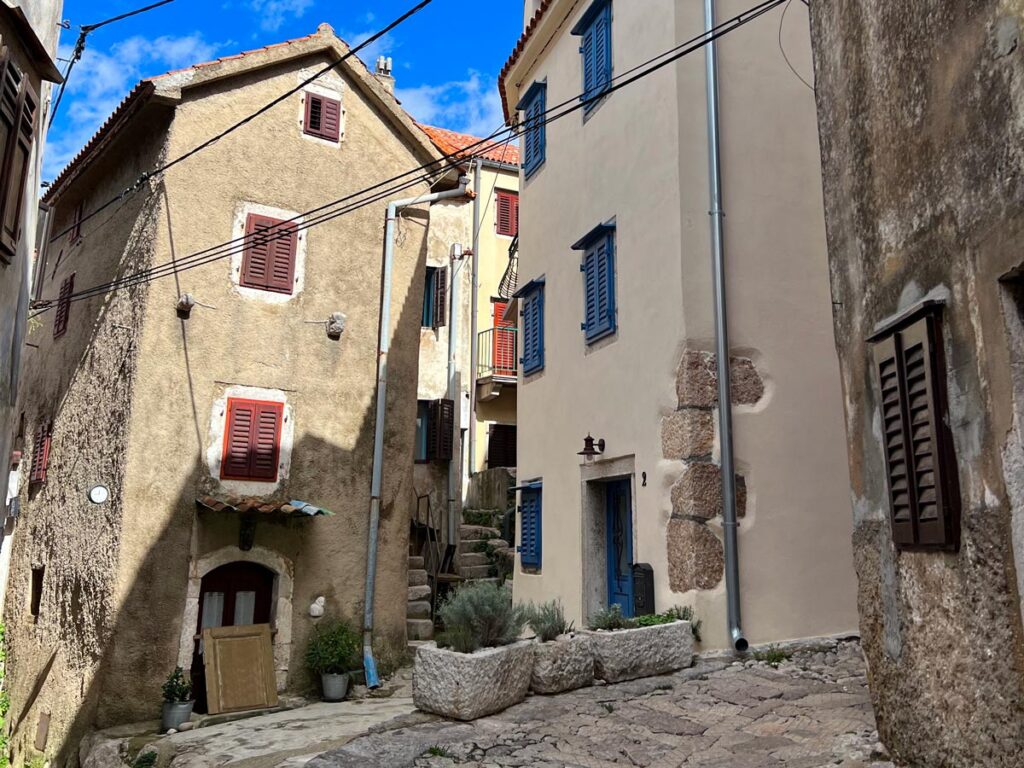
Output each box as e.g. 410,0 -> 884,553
504,0 -> 856,649
6,42 -> 437,764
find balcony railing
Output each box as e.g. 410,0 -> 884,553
477,326 -> 518,380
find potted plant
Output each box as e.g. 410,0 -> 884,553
160,667 -> 194,732
413,581 -> 533,720
526,600 -> 592,695
582,605 -> 697,683
305,617 -> 361,701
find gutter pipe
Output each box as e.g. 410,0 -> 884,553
363,173 -> 470,687
704,0 -> 748,653
467,159 -> 483,481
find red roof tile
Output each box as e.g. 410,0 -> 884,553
418,124 -> 520,167
498,0 -> 555,123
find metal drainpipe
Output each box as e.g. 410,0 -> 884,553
467,159 -> 483,485
704,0 -> 748,653
363,174 -> 469,687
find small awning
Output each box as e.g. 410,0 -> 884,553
196,496 -> 334,517
511,275 -> 545,299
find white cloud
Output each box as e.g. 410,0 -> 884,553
43,33 -> 221,179
396,71 -> 507,138
249,0 -> 316,32
336,27 -> 396,70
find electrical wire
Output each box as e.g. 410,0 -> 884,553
46,0 -> 435,243
33,0 -> 787,313
778,0 -> 814,91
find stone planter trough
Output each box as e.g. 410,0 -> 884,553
530,632 -> 593,695
413,640 -> 534,720
583,620 -> 693,683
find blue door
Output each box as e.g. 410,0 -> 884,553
606,479 -> 634,617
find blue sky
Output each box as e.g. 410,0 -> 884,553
44,0 -> 524,180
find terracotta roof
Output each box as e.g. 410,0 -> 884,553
196,496 -> 334,516
498,0 -> 555,124
150,31 -> 320,82
418,124 -> 519,167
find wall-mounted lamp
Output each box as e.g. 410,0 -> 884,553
578,434 -> 605,462
450,243 -> 472,260
176,293 -> 196,318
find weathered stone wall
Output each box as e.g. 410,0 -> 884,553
809,1 -> 1024,763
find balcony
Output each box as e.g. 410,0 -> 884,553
476,326 -> 517,402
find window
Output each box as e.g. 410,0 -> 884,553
29,566 -> 43,620
573,222 -> 616,342
220,398 -> 284,481
29,422 -> 51,484
517,82 -> 546,178
69,202 -> 83,244
303,92 -> 341,141
519,484 -> 542,570
0,53 -> 38,262
240,214 -> 298,294
520,283 -> 545,375
422,266 -> 447,328
415,398 -> 454,463
871,309 -> 960,550
572,0 -> 613,111
53,273 -> 74,338
495,190 -> 519,237
487,424 -> 517,469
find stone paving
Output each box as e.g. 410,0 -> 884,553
309,639 -> 895,768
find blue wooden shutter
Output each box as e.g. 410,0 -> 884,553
595,2 -> 612,94
579,0 -> 612,109
519,487 -> 542,569
522,287 -> 545,374
582,23 -> 597,102
581,233 -> 615,342
523,85 -> 546,177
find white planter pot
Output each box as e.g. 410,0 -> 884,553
583,620 -> 694,683
413,640 -> 534,720
321,672 -> 350,702
530,633 -> 593,695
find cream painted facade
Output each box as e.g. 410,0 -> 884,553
5,26 -> 453,766
502,0 -> 857,649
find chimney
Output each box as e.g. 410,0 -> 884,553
374,56 -> 395,94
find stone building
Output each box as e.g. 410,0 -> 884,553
5,25 -> 463,766
499,0 -> 858,649
809,1 -> 1024,764
0,0 -> 63,609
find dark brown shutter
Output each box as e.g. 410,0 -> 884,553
432,266 -> 447,328
0,52 -> 34,260
29,422 -> 51,484
429,399 -> 454,462
874,335 -> 915,546
873,313 -> 960,550
304,93 -> 341,141
53,273 -> 74,338
487,424 -> 517,468
70,202 -> 82,242
221,399 -> 283,481
241,215 -> 296,294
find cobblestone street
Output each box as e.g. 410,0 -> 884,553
309,639 -> 893,768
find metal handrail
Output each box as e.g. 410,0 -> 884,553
477,327 -> 518,379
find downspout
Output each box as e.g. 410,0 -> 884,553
363,173 -> 469,687
704,0 -> 748,653
467,159 -> 483,482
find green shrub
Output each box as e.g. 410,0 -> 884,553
753,645 -> 790,668
527,600 -> 573,642
589,605 -> 702,641
588,605 -> 636,631
305,618 -> 361,675
161,666 -> 192,703
437,582 -> 526,653
373,636 -> 412,680
462,509 -> 500,527
133,751 -> 158,768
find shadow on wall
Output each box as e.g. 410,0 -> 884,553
7,202 -> 429,767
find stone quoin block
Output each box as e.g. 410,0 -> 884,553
675,350 -> 765,409
670,463 -> 747,520
661,408 -> 715,460
667,518 -> 724,592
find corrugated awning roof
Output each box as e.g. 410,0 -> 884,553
196,496 -> 334,517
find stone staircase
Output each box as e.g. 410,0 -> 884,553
406,554 -> 433,648
457,521 -> 514,586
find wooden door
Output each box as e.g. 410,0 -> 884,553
606,480 -> 634,617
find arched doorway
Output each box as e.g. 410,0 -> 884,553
191,562 -> 275,712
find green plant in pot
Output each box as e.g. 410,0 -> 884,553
305,617 -> 360,701
160,666 -> 194,733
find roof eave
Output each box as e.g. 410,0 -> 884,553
0,4 -> 62,82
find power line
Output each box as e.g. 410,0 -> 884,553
46,0 -> 435,241
33,0 -> 787,313
49,1 -> 177,128
778,0 -> 814,91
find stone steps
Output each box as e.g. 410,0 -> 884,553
408,584 -> 431,603
407,618 -> 434,641
459,564 -> 493,580
408,555 -> 424,570
459,524 -> 501,542
408,568 -> 428,587
458,552 -> 489,568
407,639 -> 432,654
407,600 -> 431,619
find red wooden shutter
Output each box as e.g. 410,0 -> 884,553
241,215 -> 296,294
495,191 -> 519,237
492,301 -> 516,376
53,273 -> 74,338
221,399 -> 283,481
29,423 -> 51,484
432,266 -> 448,328
304,93 -> 341,141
